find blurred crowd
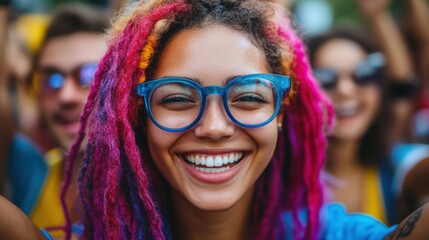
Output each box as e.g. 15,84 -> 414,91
0,0 -> 429,237
302,0 -> 429,224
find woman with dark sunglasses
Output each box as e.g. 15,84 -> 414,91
307,6 -> 421,224
308,27 -> 393,224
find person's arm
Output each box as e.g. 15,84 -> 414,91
385,203 -> 429,239
0,3 -> 15,195
358,0 -> 415,143
0,196 -> 47,240
406,0 -> 429,94
358,0 -> 414,81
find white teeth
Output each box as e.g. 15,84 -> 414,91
335,102 -> 359,117
336,108 -> 358,117
214,156 -> 223,167
206,156 -> 214,167
223,156 -> 229,164
184,152 -> 244,171
195,166 -> 231,173
229,154 -> 234,163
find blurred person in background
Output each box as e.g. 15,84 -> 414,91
359,0 -> 429,222
307,0 -> 421,225
7,14 -> 50,141
5,3 -> 109,237
0,0 -> 47,203
391,145 -> 429,221
357,0 -> 416,144
0,0 -> 15,198
308,26 -> 395,224
400,0 -> 429,143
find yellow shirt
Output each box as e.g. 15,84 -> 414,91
30,148 -> 65,237
362,167 -> 387,223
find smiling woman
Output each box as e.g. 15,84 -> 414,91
3,0 -> 429,240
145,26 -> 286,213
57,0 -> 428,239
307,25 -> 417,225
64,1 -> 331,239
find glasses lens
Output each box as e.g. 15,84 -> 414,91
149,82 -> 202,129
313,68 -> 337,90
45,73 -> 64,90
79,64 -> 98,87
227,77 -> 277,126
353,61 -> 381,85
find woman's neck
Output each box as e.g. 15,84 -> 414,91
326,138 -> 362,177
170,187 -> 254,240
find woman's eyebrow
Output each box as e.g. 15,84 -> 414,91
161,75 -> 242,86
160,75 -> 202,85
224,75 -> 241,85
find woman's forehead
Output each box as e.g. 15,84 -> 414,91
153,25 -> 270,82
314,38 -> 368,70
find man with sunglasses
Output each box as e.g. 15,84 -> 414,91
6,3 -> 109,237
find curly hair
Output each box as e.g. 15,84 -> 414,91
62,1 -> 332,239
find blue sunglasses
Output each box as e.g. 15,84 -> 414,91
37,63 -> 98,92
136,73 -> 291,132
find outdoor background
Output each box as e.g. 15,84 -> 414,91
10,0 -> 413,26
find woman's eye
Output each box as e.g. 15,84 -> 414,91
232,94 -> 267,104
160,94 -> 194,104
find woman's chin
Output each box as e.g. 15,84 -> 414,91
186,191 -> 241,211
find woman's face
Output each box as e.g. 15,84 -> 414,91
146,25 -> 279,211
313,39 -> 381,140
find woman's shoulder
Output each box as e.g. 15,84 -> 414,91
281,203 -> 397,239
321,203 -> 397,238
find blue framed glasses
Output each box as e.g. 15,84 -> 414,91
36,63 -> 98,92
136,73 -> 291,132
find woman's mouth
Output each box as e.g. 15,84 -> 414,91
335,102 -> 359,118
183,152 -> 244,174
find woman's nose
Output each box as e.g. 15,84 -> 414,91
335,75 -> 357,97
193,96 -> 235,141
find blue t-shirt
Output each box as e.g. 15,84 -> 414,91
283,203 -> 397,239
41,203 -> 397,239
7,134 -> 48,215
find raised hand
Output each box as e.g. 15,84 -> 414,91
358,0 -> 390,17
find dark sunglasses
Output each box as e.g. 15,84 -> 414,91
35,63 -> 98,92
313,52 -> 385,90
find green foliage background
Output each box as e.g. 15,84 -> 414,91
327,0 -> 408,26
